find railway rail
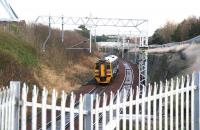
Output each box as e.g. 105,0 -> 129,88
37,60 -> 135,130
39,85 -> 108,130
64,85 -> 110,130
95,61 -> 134,130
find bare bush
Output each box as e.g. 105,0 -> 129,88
0,22 -> 98,91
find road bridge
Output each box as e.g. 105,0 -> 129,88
97,42 -> 137,49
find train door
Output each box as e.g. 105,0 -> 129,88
100,63 -> 106,81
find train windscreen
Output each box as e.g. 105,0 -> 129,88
106,64 -> 110,69
95,63 -> 99,69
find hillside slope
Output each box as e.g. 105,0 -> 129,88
0,24 -> 99,92
0,31 -> 38,85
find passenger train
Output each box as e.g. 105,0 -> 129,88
94,55 -> 119,84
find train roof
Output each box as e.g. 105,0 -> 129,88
104,55 -> 118,63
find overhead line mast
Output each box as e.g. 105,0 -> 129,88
139,32 -> 148,89
35,16 -> 148,53
0,0 -> 18,21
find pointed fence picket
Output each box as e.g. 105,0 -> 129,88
90,73 -> 199,130
0,72 -> 200,130
0,81 -> 20,130
20,85 -> 87,130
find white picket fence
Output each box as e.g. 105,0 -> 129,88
93,73 -> 198,130
0,82 -> 20,130
0,72 -> 200,130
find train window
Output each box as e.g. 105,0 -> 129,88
106,64 -> 110,69
95,63 -> 99,69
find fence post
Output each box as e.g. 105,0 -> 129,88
10,81 -> 20,130
84,94 -> 93,130
193,72 -> 200,130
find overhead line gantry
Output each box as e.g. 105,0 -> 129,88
35,15 -> 148,88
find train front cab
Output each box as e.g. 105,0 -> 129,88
94,61 -> 112,84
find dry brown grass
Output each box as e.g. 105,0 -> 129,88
34,55 -> 98,93
0,23 -> 99,93
32,25 -> 98,92
34,64 -> 76,93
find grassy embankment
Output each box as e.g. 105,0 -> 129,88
0,31 -> 38,85
0,23 -> 99,93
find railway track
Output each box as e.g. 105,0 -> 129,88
38,84 -> 110,130
95,61 -> 134,130
63,85 -> 110,130
37,60 -> 134,130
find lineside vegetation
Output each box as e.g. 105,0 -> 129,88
149,16 -> 200,44
0,22 -> 99,92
